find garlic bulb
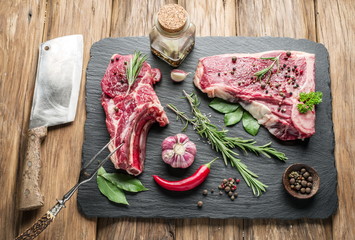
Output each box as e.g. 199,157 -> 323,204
161,133 -> 197,168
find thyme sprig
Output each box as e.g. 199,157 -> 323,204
254,54 -> 281,81
126,51 -> 147,95
167,91 -> 287,196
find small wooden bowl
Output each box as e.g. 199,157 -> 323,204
282,163 -> 320,199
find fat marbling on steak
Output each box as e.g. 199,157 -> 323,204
194,50 -> 316,140
101,54 -> 169,175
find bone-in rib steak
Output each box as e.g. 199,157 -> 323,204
101,54 -> 169,175
194,51 -> 315,140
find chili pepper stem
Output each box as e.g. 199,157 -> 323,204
205,157 -> 218,169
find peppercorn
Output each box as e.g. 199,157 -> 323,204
233,67 -> 236,71
230,196 -> 235,201
234,192 -> 238,197
218,73 -> 220,76
197,201 -> 203,207
307,182 -> 312,188
231,71 -> 235,75
306,188 -> 311,194
301,180 -> 307,187
303,172 -> 310,178
232,57 -> 237,63
223,179 -> 228,184
111,58 -> 114,63
211,189 -> 214,193
286,51 -> 291,57
228,192 -> 233,197
300,188 -> 306,193
289,178 -> 295,184
114,106 -> 119,112
202,189 -> 208,196
307,176 -> 313,182
236,179 -> 240,184
219,191 -> 223,195
124,61 -> 127,65
283,64 -> 286,67
225,186 -> 231,192
295,184 -> 301,190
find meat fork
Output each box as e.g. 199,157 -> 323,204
16,140 -> 123,240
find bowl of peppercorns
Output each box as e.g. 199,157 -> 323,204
282,163 -> 320,199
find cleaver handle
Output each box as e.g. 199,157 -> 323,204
18,126 -> 48,211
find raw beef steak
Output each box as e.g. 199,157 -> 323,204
101,54 -> 169,175
194,50 -> 315,140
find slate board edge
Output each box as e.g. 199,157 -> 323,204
78,36 -> 338,220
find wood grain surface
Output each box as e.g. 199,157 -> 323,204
0,0 -> 354,239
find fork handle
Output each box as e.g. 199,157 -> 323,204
15,211 -> 54,240
15,201 -> 65,240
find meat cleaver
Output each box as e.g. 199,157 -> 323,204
18,35 -> 84,211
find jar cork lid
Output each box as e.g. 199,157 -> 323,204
157,4 -> 188,33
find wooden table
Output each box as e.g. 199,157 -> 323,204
1,0 -> 354,239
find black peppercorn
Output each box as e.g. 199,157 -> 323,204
197,201 -> 203,207
286,51 -> 291,57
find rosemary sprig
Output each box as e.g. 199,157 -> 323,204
254,55 -> 281,81
126,51 -> 147,95
167,91 -> 287,196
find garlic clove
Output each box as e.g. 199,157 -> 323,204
184,141 -> 197,155
171,69 -> 191,82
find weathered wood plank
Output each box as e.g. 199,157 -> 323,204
17,0 -> 112,239
316,0 -> 355,239
179,0 -> 236,36
238,0 -> 316,39
237,0 -> 332,239
0,1 -> 46,239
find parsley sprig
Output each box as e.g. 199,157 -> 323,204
167,91 -> 287,196
126,51 -> 147,95
297,91 -> 323,113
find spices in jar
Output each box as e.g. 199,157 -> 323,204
149,4 -> 196,67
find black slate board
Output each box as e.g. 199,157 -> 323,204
78,37 -> 337,219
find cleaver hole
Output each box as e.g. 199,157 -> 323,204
44,45 -> 50,51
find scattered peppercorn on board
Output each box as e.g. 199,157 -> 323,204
78,37 -> 337,219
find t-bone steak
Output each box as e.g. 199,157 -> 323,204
194,50 -> 316,140
101,54 -> 169,175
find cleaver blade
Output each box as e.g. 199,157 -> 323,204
18,35 -> 84,211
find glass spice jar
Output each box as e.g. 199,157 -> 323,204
149,4 -> 196,67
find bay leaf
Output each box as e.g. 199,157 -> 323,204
209,98 -> 239,113
242,111 -> 260,136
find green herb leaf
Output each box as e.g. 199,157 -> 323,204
101,173 -> 148,192
242,111 -> 260,136
254,54 -> 280,80
209,98 -> 239,113
126,51 -> 148,95
297,91 -> 323,113
98,166 -> 106,176
224,108 -> 243,126
97,175 -> 129,205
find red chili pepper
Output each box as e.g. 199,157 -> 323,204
153,158 -> 217,191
